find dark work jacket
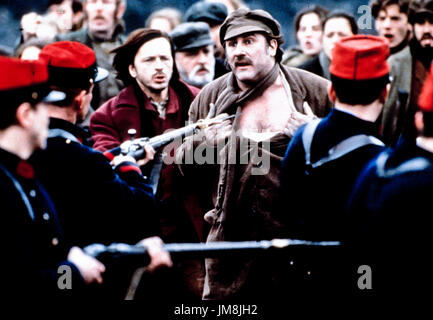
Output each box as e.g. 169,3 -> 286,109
31,118 -> 158,247
278,109 -> 385,294
0,147 -> 84,299
346,137 -> 433,294
298,55 -> 325,79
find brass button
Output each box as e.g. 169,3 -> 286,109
29,190 -> 36,197
52,238 -> 59,246
43,213 -> 50,221
66,139 -> 71,144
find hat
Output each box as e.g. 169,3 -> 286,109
219,9 -> 281,44
39,41 -> 109,89
184,1 -> 228,26
418,66 -> 433,112
170,22 -> 214,51
409,0 -> 433,24
0,57 -> 65,103
329,35 -> 390,80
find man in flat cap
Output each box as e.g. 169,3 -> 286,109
33,41 -> 172,298
279,35 -> 390,294
177,8 -> 332,299
347,65 -> 433,295
170,21 -> 227,88
184,0 -> 228,59
0,57 -> 106,298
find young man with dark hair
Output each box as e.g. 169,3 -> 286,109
279,35 -> 390,294
0,57 -> 105,298
282,5 -> 329,67
346,65 -> 433,294
370,0 -> 413,145
299,11 -> 358,79
89,29 -> 203,299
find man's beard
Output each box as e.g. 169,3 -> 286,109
412,36 -> 433,68
179,64 -> 215,88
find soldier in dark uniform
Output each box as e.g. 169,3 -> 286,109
0,56 -> 106,299
346,65 -> 433,295
32,41 -> 172,299
278,35 -> 391,294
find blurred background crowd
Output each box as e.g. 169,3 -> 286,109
0,0 -> 368,52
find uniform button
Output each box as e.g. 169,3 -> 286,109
290,261 -> 294,266
66,139 -> 71,144
29,190 -> 36,197
43,213 -> 50,221
307,271 -> 311,276
52,238 -> 59,246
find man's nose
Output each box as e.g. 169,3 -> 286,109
383,17 -> 392,28
154,58 -> 164,69
197,50 -> 209,64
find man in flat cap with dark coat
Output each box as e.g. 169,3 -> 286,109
177,8 -> 332,300
170,21 -> 228,88
279,35 -> 390,294
184,1 -> 228,60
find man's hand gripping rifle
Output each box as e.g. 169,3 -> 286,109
104,113 -> 236,160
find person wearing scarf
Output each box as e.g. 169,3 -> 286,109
177,8 -> 332,300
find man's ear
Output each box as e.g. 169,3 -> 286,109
415,110 -> 424,134
379,83 -> 390,104
115,0 -> 126,20
268,38 -> 278,58
15,102 -> 34,129
128,64 -> 137,79
327,83 -> 337,103
74,90 -> 87,111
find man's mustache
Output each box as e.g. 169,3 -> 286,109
93,15 -> 107,21
234,56 -> 253,66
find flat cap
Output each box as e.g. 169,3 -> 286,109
409,0 -> 433,24
39,41 -> 108,89
170,22 -> 214,51
219,9 -> 281,44
330,35 -> 390,80
0,57 -> 64,103
184,1 -> 228,26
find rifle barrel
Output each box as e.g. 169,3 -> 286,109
84,239 -> 341,260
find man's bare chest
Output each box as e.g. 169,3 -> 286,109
237,86 -> 293,133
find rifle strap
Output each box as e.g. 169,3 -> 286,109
48,128 -> 79,143
0,164 -> 35,221
375,152 -> 431,178
302,119 -> 385,172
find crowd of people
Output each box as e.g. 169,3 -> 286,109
1,0 -> 433,301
